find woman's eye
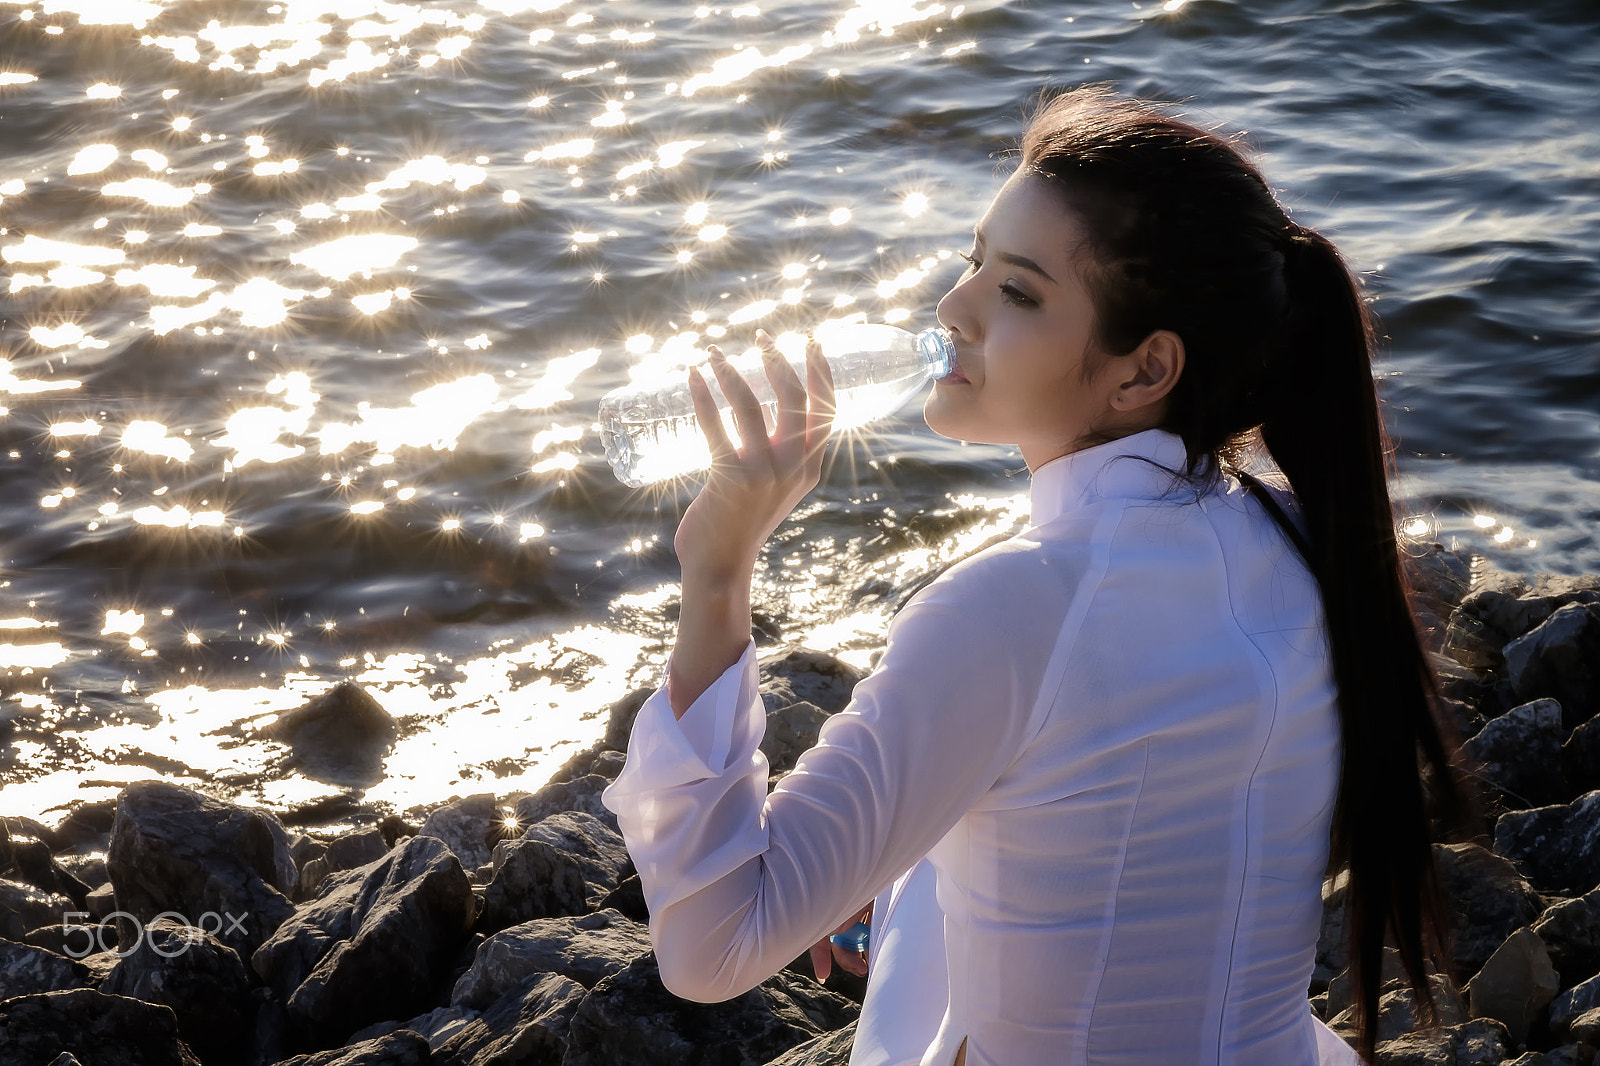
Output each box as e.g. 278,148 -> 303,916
958,251 -> 980,270
1000,282 -> 1035,308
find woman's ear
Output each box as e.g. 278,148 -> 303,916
1110,329 -> 1185,413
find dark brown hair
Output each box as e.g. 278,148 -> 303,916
1018,86 -> 1461,1060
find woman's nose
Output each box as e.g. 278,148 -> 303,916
936,271 -> 976,339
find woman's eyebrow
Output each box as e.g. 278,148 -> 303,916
971,226 -> 1058,286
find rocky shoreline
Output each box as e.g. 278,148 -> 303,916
1,548 -> 1597,1066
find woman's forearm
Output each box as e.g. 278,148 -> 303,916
667,563 -> 755,718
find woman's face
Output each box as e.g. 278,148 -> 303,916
927,172 -> 1127,471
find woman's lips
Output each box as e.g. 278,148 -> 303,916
939,362 -> 971,385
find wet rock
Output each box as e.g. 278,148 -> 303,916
479,812 -> 628,932
252,834 -> 475,1048
0,988 -> 201,1066
267,1029 -> 430,1066
762,1022 -> 856,1066
759,648 -> 862,714
1451,572 -> 1600,670
261,681 -> 398,789
49,800 -> 117,853
1549,970 -> 1600,1037
513,774 -> 619,835
100,917 -> 255,1066
298,826 -> 389,901
451,909 -> 651,1009
1532,887 -> 1600,987
54,853 -> 107,891
1466,927 -> 1560,1046
0,878 -> 73,942
106,781 -> 297,956
1435,843 -> 1548,983
762,700 -> 831,779
563,952 -> 859,1066
417,794 -> 501,873
435,971 -> 585,1066
25,923 -> 103,959
0,939 -> 90,996
1463,699 -> 1566,809
1505,603 -> 1600,730
4,836 -> 91,909
1495,792 -> 1600,896
1372,1017 -> 1509,1066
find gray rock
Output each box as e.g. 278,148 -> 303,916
100,918 -> 254,1066
759,648 -> 862,714
349,1005 -> 475,1050
601,689 -> 653,754
1549,970 -> 1600,1036
418,794 -> 502,873
84,883 -> 114,921
762,700 -> 831,779
1452,571 -> 1600,666
106,781 -> 297,956
1562,717 -> 1600,802
1435,843 -> 1548,982
1568,1005 -> 1600,1043
261,681 -> 398,789
1372,1017 -> 1510,1066
1505,603 -> 1600,729
25,923 -> 104,959
513,774 -> 619,835
298,826 -> 390,900
1495,792 -> 1600,896
563,952 -> 858,1066
265,1029 -> 430,1066
1464,699 -> 1566,809
1466,926 -> 1560,1046
0,988 -> 201,1066
762,1022 -> 856,1066
479,812 -> 629,932
0,938 -> 90,997
1314,873 -> 1349,991
1532,887 -> 1600,987
451,909 -> 651,1009
252,834 -> 475,1047
435,971 -> 586,1066
1357,977 -> 1468,1045
0,879 -> 74,942
1503,1048 -> 1592,1066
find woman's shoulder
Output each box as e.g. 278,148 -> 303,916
908,521 -> 1107,623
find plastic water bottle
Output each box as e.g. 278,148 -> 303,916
599,322 -> 955,487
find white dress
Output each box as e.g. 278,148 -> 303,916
603,428 -> 1362,1066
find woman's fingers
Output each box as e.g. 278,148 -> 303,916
804,334 -> 837,478
687,365 -> 736,466
706,346 -> 773,467
759,329 -> 808,463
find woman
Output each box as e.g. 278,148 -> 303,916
603,87 -> 1459,1065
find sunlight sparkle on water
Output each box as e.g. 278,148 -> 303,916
67,144 -> 119,176
290,234 -> 419,279
101,178 -> 195,207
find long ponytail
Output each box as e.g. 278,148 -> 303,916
1265,227 -> 1460,1060
1019,87 -> 1465,1062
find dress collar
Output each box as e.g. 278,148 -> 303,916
1029,428 -> 1198,524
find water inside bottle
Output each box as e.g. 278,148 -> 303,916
612,377 -> 926,486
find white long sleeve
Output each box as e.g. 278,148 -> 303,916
603,428 -> 1353,1066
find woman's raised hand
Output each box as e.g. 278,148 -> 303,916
665,329 -> 835,718
672,329 -> 836,583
